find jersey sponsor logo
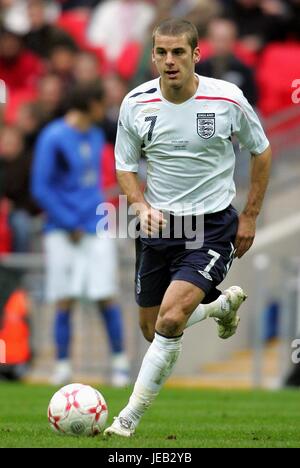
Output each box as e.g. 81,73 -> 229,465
197,113 -> 215,139
141,107 -> 160,114
198,270 -> 213,281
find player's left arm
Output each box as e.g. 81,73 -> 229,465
235,144 -> 272,258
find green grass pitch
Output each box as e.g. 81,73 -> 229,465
0,382 -> 300,448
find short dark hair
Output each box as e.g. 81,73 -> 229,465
65,82 -> 105,112
152,18 -> 199,51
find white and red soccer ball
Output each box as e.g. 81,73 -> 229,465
48,383 -> 108,436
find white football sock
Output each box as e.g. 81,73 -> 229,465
118,332 -> 183,427
185,294 -> 229,328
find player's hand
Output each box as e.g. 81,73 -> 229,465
138,206 -> 167,236
234,213 -> 256,258
68,229 -> 84,244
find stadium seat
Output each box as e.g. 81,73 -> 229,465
4,89 -> 37,124
0,199 -> 12,253
56,10 -> 89,49
256,41 -> 300,116
56,11 -> 109,75
116,41 -> 142,80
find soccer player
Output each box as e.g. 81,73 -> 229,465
105,19 -> 271,436
31,83 -> 130,387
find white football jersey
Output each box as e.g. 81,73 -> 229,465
115,74 -> 269,215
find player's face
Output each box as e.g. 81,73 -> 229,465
152,34 -> 200,90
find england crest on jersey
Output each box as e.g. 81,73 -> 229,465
197,113 -> 215,139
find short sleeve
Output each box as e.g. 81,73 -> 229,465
115,98 -> 142,172
232,89 -> 270,155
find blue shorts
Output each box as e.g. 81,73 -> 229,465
135,204 -> 238,307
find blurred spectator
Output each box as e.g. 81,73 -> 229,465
24,0 -> 77,59
286,1 -> 300,40
31,83 -> 130,387
0,266 -> 31,381
57,0 -> 100,11
48,43 -> 78,87
179,0 -> 222,38
87,0 -> 155,64
0,27 -> 45,94
35,74 -> 64,127
0,125 -> 39,252
73,50 -> 101,85
196,18 -> 257,105
0,0 -> 60,35
73,52 -> 119,141
15,101 -> 42,151
224,0 -> 290,52
102,73 -> 129,144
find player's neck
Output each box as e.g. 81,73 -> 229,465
65,111 -> 92,132
160,74 -> 199,104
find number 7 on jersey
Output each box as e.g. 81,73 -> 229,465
145,116 -> 157,142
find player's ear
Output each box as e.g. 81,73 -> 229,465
193,47 -> 201,64
152,50 -> 156,63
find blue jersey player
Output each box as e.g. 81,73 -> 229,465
31,83 -> 129,387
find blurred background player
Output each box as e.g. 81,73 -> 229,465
0,125 -> 39,252
31,82 -> 130,387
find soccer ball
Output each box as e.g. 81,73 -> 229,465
47,383 -> 108,436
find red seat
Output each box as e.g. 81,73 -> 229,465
56,10 -> 90,48
256,41 -> 300,116
115,41 -> 142,80
56,11 -> 109,74
4,89 -> 37,124
0,199 -> 12,254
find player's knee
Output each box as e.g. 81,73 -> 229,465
157,311 -> 183,336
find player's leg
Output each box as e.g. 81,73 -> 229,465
52,297 -> 74,385
185,286 -> 247,337
134,233 -> 170,342
139,306 -> 160,342
176,205 -> 247,338
105,280 -> 204,437
136,285 -> 246,338
98,297 -> 130,387
138,290 -> 246,340
86,234 -> 129,386
44,231 -> 75,385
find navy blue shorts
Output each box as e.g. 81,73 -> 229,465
135,204 -> 238,307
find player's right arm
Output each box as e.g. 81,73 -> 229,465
115,99 -> 166,235
117,170 -> 166,236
